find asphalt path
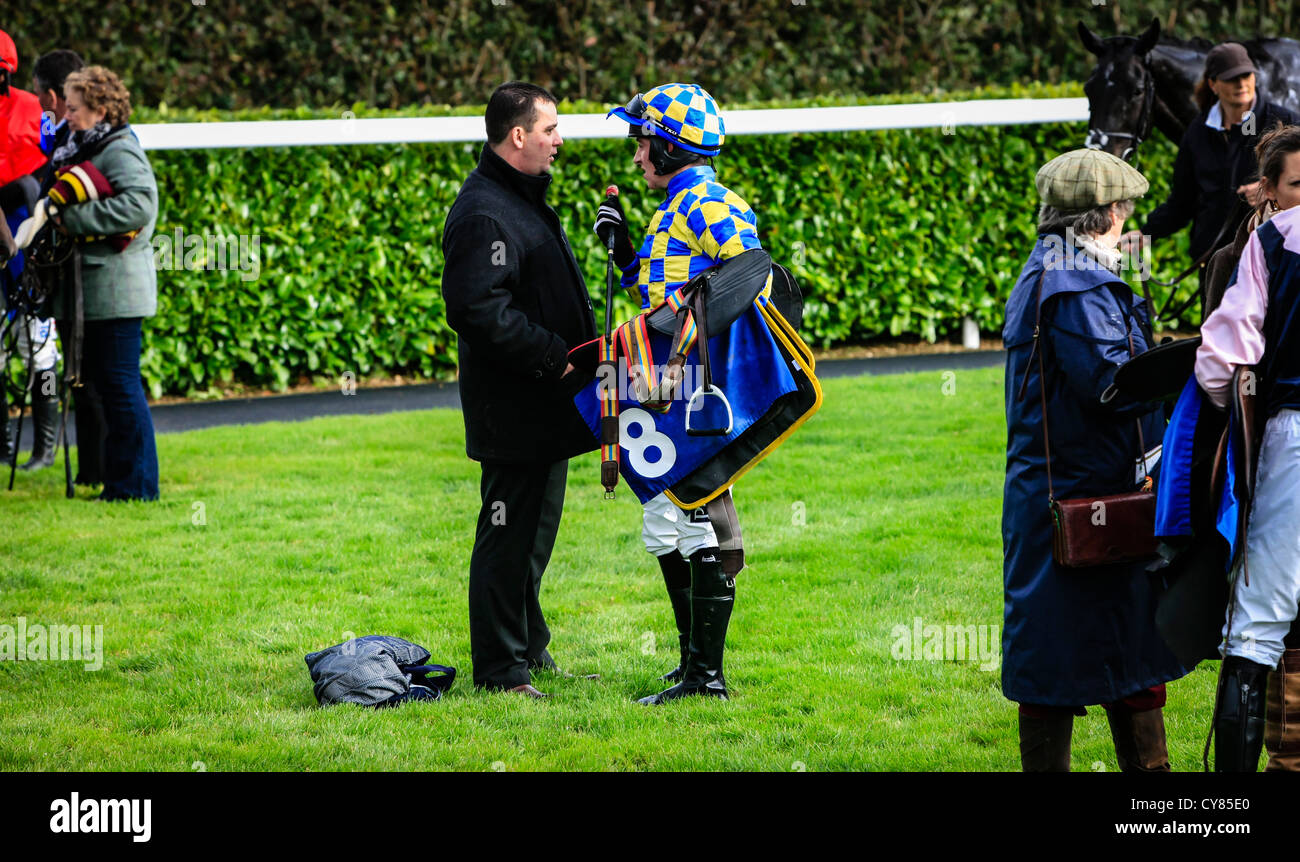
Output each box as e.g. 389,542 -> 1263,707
9,349 -> 1004,446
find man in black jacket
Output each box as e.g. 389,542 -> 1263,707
1122,43 -> 1299,289
33,50 -> 84,184
440,82 -> 597,698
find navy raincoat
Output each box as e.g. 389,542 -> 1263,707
1001,233 -> 1188,706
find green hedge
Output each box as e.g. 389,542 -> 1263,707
9,84 -> 1198,398
8,1 -> 1282,110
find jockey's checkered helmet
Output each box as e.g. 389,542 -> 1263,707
607,83 -> 726,157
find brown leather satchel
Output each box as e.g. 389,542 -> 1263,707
1022,272 -> 1158,569
1050,492 -> 1157,568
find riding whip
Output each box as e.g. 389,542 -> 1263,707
598,185 -> 621,498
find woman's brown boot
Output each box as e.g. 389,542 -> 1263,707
1266,649 -> 1300,771
1107,706 -> 1171,772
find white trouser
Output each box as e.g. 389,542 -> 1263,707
641,491 -> 718,559
1223,408 -> 1300,669
3,314 -> 59,374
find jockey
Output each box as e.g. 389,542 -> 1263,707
595,82 -> 766,704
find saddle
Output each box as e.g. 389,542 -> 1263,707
569,248 -> 822,508
1104,335 -> 1200,405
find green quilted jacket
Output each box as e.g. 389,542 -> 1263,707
58,127 -> 158,320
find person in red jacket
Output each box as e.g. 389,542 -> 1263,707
0,27 -> 54,468
0,30 -> 45,188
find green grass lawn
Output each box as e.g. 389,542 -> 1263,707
0,367 -> 1220,771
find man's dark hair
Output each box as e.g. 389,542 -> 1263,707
485,81 -> 557,145
32,50 -> 85,97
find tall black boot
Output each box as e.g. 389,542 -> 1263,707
1215,655 -> 1270,772
638,548 -> 733,705
655,550 -> 692,682
19,384 -> 59,471
0,385 -> 13,465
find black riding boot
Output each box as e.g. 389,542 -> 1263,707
0,385 -> 13,465
1215,655 -> 1270,772
19,387 -> 59,471
655,550 -> 692,682
638,548 -> 733,704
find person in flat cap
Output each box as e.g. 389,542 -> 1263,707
1121,41 -> 1300,315
1000,148 -> 1189,772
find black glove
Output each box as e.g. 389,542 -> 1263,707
593,195 -> 636,270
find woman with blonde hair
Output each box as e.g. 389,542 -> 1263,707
48,65 -> 159,501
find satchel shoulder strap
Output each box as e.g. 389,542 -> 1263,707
1026,273 -> 1057,503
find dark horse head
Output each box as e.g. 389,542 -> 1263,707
1079,18 -> 1161,162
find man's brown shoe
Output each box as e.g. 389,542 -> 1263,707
506,684 -> 550,699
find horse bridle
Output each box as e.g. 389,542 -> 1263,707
1084,58 -> 1156,163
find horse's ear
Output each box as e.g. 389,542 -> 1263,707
1078,21 -> 1106,56
1135,17 -> 1160,54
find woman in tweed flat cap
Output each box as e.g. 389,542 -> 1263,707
1000,148 -> 1188,772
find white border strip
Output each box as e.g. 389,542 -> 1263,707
132,98 -> 1090,151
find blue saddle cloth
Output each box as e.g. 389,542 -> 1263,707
574,301 -> 798,505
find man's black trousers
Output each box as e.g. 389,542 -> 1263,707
468,458 -> 567,689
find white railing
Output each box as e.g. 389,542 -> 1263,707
132,98 -> 1090,150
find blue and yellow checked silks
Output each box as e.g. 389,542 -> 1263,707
619,164 -> 771,311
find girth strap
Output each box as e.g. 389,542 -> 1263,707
704,489 -> 744,576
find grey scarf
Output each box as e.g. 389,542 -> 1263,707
51,121 -> 115,168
